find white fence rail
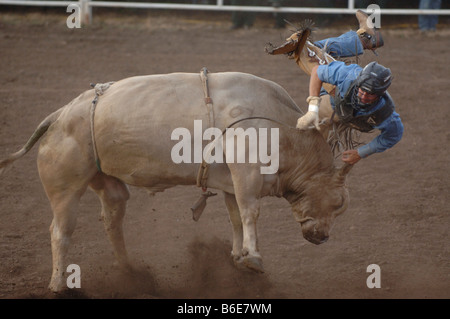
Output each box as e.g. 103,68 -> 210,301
1,0 -> 449,24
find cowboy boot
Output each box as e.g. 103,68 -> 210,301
356,9 -> 375,35
355,9 -> 384,50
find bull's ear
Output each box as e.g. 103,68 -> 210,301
335,163 -> 353,182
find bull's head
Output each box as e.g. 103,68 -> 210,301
289,163 -> 352,245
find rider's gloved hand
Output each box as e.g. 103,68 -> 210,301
296,96 -> 321,130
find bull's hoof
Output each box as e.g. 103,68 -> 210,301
48,278 -> 65,293
231,254 -> 246,270
113,260 -> 133,273
242,256 -> 265,273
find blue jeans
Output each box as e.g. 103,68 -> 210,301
314,31 -> 365,98
419,0 -> 441,31
314,31 -> 364,58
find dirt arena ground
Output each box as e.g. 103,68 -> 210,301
0,10 -> 449,300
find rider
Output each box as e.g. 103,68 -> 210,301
270,10 -> 403,165
299,60 -> 404,165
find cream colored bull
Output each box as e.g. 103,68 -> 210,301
0,72 -> 352,292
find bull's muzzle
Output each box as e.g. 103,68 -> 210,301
300,219 -> 329,245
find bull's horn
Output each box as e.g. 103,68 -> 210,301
336,163 -> 353,180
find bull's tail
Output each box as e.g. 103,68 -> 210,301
0,108 -> 64,175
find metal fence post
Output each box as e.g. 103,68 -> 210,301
80,0 -> 92,25
348,0 -> 355,10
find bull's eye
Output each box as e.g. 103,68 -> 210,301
333,195 -> 345,209
332,195 -> 347,216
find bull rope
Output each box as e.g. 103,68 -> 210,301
196,68 -> 294,192
89,82 -> 114,173
196,68 -> 215,191
195,68 -> 293,220
196,67 -> 306,192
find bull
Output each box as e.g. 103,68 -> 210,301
0,71 -> 352,292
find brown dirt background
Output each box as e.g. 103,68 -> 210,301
0,10 -> 449,299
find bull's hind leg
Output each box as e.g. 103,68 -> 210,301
89,173 -> 130,270
46,189 -> 87,292
37,138 -> 97,292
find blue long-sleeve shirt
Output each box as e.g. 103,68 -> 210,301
317,61 -> 404,158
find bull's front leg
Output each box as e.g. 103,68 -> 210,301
223,191 -> 243,265
228,165 -> 265,273
238,196 -> 264,273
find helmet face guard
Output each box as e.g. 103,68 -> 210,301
352,88 -> 379,111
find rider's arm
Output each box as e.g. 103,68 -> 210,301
357,112 -> 404,158
309,65 -> 323,97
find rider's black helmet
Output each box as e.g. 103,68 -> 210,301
356,62 -> 392,95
